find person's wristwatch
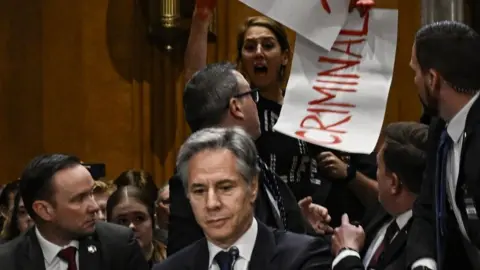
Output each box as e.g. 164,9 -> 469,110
336,247 -> 358,256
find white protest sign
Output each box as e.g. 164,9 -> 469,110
239,0 -> 350,50
274,9 -> 398,154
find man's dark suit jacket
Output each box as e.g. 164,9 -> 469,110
155,221 -> 331,270
0,221 -> 149,270
167,166 -> 315,256
407,97 -> 480,269
333,204 -> 411,270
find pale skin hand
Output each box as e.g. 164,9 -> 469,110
298,196 -> 333,234
350,0 -> 376,16
331,213 -> 366,256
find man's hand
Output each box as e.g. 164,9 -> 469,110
194,0 -> 217,20
298,196 -> 333,234
350,0 -> 375,17
317,151 -> 348,180
331,214 -> 366,256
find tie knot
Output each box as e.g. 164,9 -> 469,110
58,246 -> 77,263
385,221 -> 399,244
214,248 -> 237,270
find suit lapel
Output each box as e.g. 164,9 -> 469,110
248,222 -> 276,270
78,235 -> 104,270
362,208 -> 390,257
379,219 -> 412,266
190,239 -> 209,270
17,228 -> 46,270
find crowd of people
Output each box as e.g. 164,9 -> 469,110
1,0 -> 480,269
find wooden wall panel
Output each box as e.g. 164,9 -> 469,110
0,0 -> 422,186
0,0 -> 149,184
0,0 -> 45,183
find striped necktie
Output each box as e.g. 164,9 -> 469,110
257,158 -> 287,228
435,129 -> 452,269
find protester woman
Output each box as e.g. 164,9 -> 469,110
183,0 -> 378,226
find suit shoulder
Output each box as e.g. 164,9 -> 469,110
274,230 -> 330,251
153,240 -> 203,270
273,230 -> 332,268
95,221 -> 133,244
0,234 -> 24,260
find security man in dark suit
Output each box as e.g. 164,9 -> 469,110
331,122 -> 429,270
0,154 -> 149,270
167,62 -> 332,255
154,127 -> 332,270
406,21 -> 480,270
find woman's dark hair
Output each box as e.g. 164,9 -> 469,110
1,192 -> 23,241
113,170 -> 158,203
106,185 -> 155,230
236,16 -> 291,82
0,180 -> 20,209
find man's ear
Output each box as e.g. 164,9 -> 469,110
389,172 -> 402,195
427,68 -> 441,94
249,175 -> 259,203
32,200 -> 55,221
228,98 -> 245,120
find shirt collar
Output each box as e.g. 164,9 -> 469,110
394,210 -> 412,230
207,218 -> 258,268
35,227 -> 79,265
447,92 -> 480,143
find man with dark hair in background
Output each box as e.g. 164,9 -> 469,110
167,62 -> 332,255
331,122 -> 428,270
0,154 -> 149,270
407,21 -> 480,270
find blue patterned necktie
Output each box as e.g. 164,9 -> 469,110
214,250 -> 233,270
435,129 -> 453,269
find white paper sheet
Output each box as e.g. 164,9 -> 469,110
239,0 -> 351,50
273,9 -> 398,154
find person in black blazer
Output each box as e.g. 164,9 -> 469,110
167,62 -> 331,256
155,127 -> 332,270
158,220 -> 330,270
406,21 -> 480,270
0,221 -> 147,270
0,154 -> 149,270
331,122 -> 429,270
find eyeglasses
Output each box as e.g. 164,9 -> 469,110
233,88 -> 260,103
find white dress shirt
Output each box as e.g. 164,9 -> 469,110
332,210 -> 412,268
412,92 -> 480,270
35,227 -> 80,270
207,218 -> 258,270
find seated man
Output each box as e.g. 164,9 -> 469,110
0,154 -> 149,270
155,127 -> 332,270
168,62 -> 331,255
331,122 -> 428,270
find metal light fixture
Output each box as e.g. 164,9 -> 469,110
145,0 -> 217,52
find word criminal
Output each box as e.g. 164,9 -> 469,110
295,13 -> 370,145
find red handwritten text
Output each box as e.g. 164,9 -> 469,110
295,12 -> 370,146
321,0 -> 331,14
